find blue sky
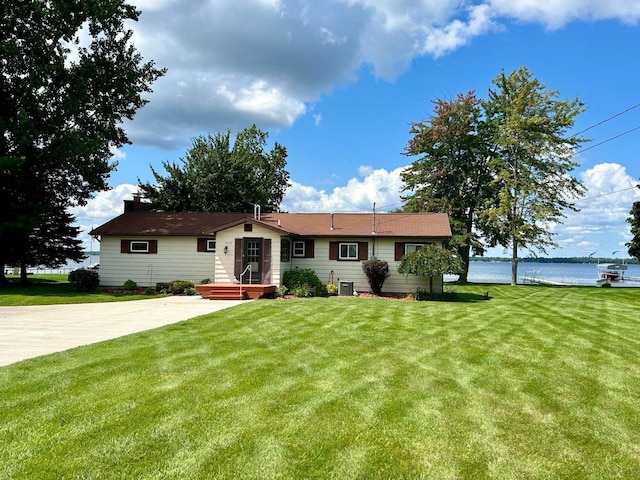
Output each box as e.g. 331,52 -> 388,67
74,0 -> 640,258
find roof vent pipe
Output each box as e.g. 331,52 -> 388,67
330,213 -> 334,230
372,202 -> 376,234
254,204 -> 261,221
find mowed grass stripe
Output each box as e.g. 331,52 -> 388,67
1,285 -> 639,479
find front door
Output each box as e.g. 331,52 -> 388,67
244,238 -> 261,283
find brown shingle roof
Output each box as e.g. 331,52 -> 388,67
259,213 -> 451,238
90,212 -> 451,238
90,212 -> 249,236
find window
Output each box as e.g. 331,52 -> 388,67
293,240 -> 305,257
281,239 -> 291,262
130,241 -> 149,253
339,243 -> 358,260
330,241 -> 367,261
405,243 -> 425,254
244,223 -> 253,232
197,237 -> 216,253
121,239 -> 157,254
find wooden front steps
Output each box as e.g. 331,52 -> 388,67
196,283 -> 277,301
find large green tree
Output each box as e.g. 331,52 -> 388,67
139,126 -> 290,213
401,92 -> 496,283
1,1 -> 165,283
481,67 -> 586,285
626,197 -> 640,261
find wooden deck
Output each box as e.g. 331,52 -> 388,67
195,283 -> 277,301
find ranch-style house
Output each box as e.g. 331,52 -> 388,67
90,196 -> 452,299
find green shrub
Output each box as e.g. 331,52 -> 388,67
68,269 -> 100,292
326,282 -> 338,296
291,284 -> 311,297
155,282 -> 171,294
282,268 -> 325,297
144,286 -> 156,295
170,280 -> 195,295
362,259 -> 390,296
199,278 -> 211,285
184,287 -> 198,296
122,279 -> 138,293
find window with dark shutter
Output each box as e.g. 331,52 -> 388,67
121,240 -> 157,254
197,237 -> 216,252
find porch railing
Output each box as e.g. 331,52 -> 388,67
239,264 -> 252,299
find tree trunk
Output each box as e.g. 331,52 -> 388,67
458,242 -> 470,284
511,242 -> 518,286
20,260 -> 29,285
429,275 -> 433,293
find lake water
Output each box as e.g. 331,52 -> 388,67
17,256 -> 640,287
445,261 -> 640,287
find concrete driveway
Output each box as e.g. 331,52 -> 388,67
0,296 -> 245,367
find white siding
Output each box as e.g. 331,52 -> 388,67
284,237 -> 444,294
98,236 -> 217,287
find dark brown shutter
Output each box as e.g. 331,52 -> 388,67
358,242 -> 368,261
234,238 -> 243,279
149,240 -> 158,254
329,242 -> 339,260
121,240 -> 130,253
197,238 -> 207,252
262,239 -> 272,284
395,242 -> 405,261
305,240 -> 315,258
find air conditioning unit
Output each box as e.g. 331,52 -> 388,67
339,281 -> 353,296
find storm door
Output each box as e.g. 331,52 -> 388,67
244,238 -> 261,283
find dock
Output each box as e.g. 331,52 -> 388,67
521,275 -> 569,286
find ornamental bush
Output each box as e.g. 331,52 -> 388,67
122,279 -> 138,293
282,268 -> 325,297
362,259 -> 390,296
325,282 -> 338,296
170,280 -> 195,294
68,268 -> 99,292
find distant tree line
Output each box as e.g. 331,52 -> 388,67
471,257 -> 639,265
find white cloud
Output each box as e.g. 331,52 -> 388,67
543,163 -> 640,256
488,0 -> 640,29
282,166 -> 405,212
124,0 -> 640,149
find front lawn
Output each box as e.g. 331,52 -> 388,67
0,274 -> 164,305
1,285 -> 639,478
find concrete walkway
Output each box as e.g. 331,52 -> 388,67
0,296 -> 245,367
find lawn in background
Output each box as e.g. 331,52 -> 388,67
1,284 -> 639,478
0,274 -> 163,305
